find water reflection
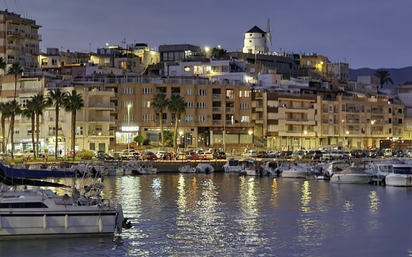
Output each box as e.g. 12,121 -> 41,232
300,180 -> 312,213
270,178 -> 279,208
368,190 -> 380,212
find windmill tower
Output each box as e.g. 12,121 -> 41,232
266,18 -> 272,47
242,23 -> 269,54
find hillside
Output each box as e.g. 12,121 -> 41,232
350,66 -> 412,87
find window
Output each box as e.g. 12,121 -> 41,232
185,115 -> 193,122
222,66 -> 229,72
240,103 -> 250,110
123,101 -> 133,108
123,115 -> 134,122
186,102 -> 194,109
143,88 -> 153,95
123,88 -> 134,95
250,68 -> 256,74
241,116 -> 250,123
239,90 -> 250,97
142,101 -> 151,108
143,114 -> 153,121
198,115 -> 206,122
197,102 -> 207,109
198,89 -> 207,96
226,89 -> 234,99
52,59 -> 57,65
186,89 -> 193,95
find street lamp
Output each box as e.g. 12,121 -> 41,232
346,130 -> 349,149
127,104 -> 131,153
248,130 -> 253,149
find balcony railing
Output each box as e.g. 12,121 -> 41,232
212,107 -> 222,112
212,120 -> 222,125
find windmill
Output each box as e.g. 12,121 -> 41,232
266,18 -> 272,46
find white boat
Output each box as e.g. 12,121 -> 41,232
385,164 -> 412,187
239,159 -> 263,176
223,159 -> 242,173
317,161 -> 350,180
195,163 -> 214,173
123,161 -> 157,175
0,170 -> 130,239
280,162 -> 308,178
178,162 -> 196,173
262,161 -> 282,176
329,166 -> 374,184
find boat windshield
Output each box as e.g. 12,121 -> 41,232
393,166 -> 412,175
378,165 -> 393,174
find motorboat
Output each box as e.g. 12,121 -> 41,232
317,161 -> 350,180
280,162 -> 308,178
195,163 -> 214,173
262,161 -> 282,177
329,166 -> 374,184
178,162 -> 196,173
123,161 -> 157,175
222,159 -> 242,173
239,159 -> 264,176
0,169 -> 130,239
385,164 -> 412,187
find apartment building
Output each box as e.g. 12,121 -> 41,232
0,10 -> 41,72
252,85 -> 405,151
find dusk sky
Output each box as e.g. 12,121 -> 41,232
4,0 -> 411,69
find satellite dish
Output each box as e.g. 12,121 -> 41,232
266,18 -> 272,46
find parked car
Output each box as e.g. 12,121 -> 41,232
186,151 -> 202,160
292,151 -> 305,160
216,152 -> 226,160
241,150 -> 257,158
257,151 -> 268,158
304,150 -> 323,160
204,151 -> 214,160
96,152 -> 115,160
141,151 -> 158,161
14,149 -> 34,158
267,151 -> 279,158
156,151 -> 166,159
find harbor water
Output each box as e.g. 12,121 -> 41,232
1,173 -> 412,257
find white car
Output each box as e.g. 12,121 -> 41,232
241,150 -> 257,158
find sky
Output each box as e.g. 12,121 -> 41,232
2,0 -> 411,69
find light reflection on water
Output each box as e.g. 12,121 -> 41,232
2,174 -> 412,256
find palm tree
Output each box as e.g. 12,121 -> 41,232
7,100 -> 21,159
22,98 -> 37,159
0,57 -> 6,75
168,94 -> 186,150
63,90 -> 84,161
32,94 -> 49,158
151,93 -> 169,148
0,102 -> 11,154
8,63 -> 23,101
47,89 -> 67,159
374,70 -> 394,89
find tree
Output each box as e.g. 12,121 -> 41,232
7,100 -> 21,159
22,98 -> 36,159
168,94 -> 186,150
63,90 -> 84,160
8,63 -> 23,101
0,102 -> 11,154
151,93 -> 169,148
374,70 -> 393,89
211,47 -> 227,59
0,57 -> 6,75
47,89 -> 68,159
32,94 -> 49,158
133,135 -> 145,145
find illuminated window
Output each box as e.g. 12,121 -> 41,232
239,90 -> 250,97
184,66 -> 191,72
142,101 -> 151,108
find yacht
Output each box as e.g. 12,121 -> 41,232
385,164 -> 412,187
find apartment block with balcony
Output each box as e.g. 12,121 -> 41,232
0,10 -> 41,72
101,77 -> 253,152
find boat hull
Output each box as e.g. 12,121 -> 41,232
330,174 -> 373,184
385,174 -> 412,187
0,209 -> 118,238
282,170 -> 307,178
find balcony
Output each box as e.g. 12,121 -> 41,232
212,120 -> 222,125
212,107 -> 222,112
225,107 -> 234,112
20,88 -> 42,94
212,94 -> 222,99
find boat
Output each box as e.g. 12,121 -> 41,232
280,162 -> 308,178
315,161 -> 350,180
195,163 -> 214,173
329,165 -> 374,184
0,162 -> 76,179
239,159 -> 263,176
178,162 -> 196,173
122,161 -> 157,175
385,164 -> 412,187
262,161 -> 282,177
223,159 -> 242,173
0,169 -> 130,239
